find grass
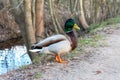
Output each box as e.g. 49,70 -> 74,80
19,65 -> 30,70
66,34 -> 106,59
89,15 -> 120,33
76,15 -> 120,53
78,34 -> 104,47
76,34 -> 107,54
67,34 -> 107,58
107,15 -> 120,24
32,55 -> 42,64
34,72 -> 43,79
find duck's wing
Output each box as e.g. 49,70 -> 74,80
33,34 -> 67,47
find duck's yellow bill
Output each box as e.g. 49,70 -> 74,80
73,24 -> 80,30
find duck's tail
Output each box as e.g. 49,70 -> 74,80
29,49 -> 42,53
29,46 -> 52,54
29,45 -> 42,53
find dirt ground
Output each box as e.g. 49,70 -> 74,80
0,24 -> 120,80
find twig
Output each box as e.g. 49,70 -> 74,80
8,0 -> 24,12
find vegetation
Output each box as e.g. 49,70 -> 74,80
78,34 -> 106,47
89,15 -> 120,33
33,72 -> 43,79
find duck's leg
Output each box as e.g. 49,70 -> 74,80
55,54 -> 68,63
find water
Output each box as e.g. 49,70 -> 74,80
0,46 -> 32,75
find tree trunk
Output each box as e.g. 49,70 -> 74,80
49,0 -> 59,34
31,0 -> 36,31
79,0 -> 89,29
35,0 -> 44,41
24,0 -> 37,60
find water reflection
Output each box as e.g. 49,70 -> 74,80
0,46 -> 32,75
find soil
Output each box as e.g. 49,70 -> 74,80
0,24 -> 120,80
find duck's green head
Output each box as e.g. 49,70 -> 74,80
64,18 -> 80,33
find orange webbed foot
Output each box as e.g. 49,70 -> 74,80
55,54 -> 68,63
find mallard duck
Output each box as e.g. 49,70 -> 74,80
29,18 -> 80,63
